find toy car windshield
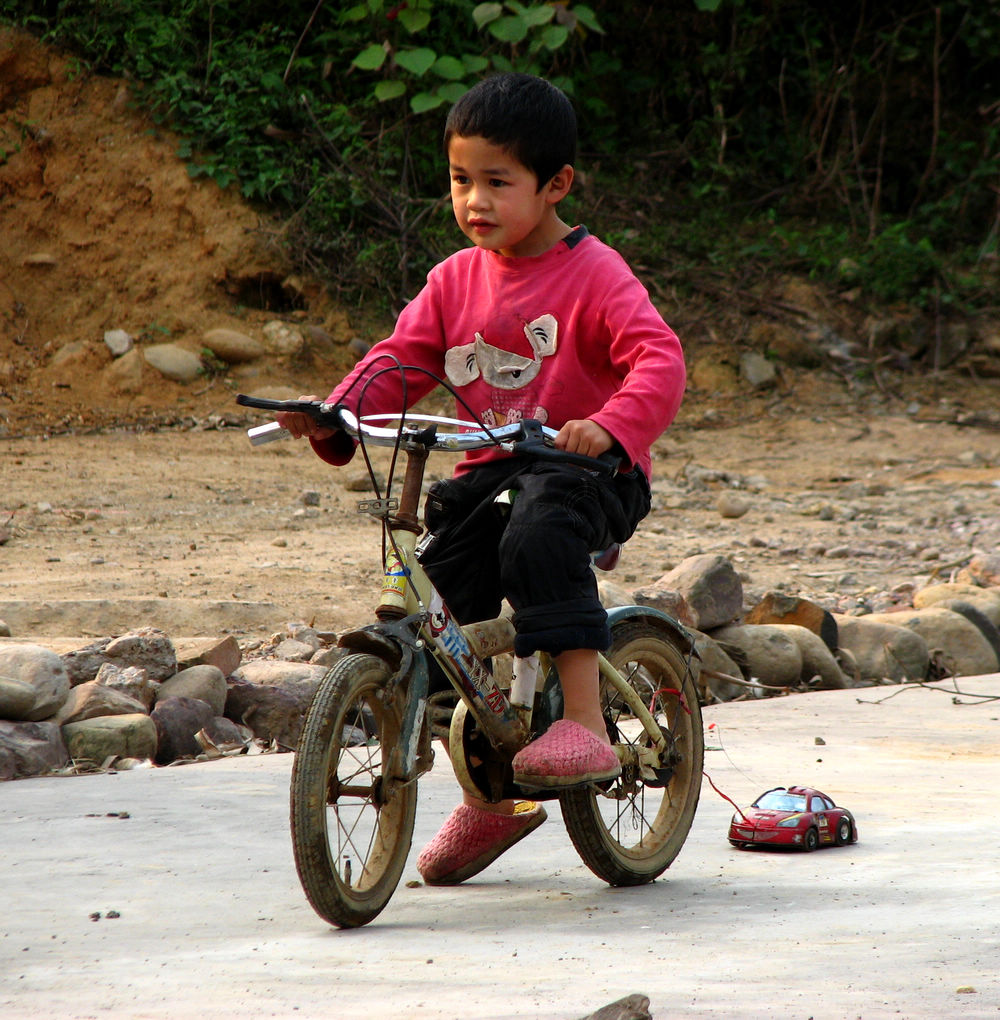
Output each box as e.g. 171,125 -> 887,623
755,791 -> 807,811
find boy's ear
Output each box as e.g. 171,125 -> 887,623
544,163 -> 574,204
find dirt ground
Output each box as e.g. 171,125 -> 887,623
2,28 -> 1000,644
2,408 -> 999,645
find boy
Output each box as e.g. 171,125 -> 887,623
276,73 -> 685,885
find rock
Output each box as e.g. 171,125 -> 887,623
579,993 -> 652,1020
224,680 -> 302,749
914,583 -> 1000,627
957,553 -> 1000,587
0,720 -> 69,780
94,662 -> 160,710
272,638 -> 316,662
776,623 -> 854,688
753,320 -> 824,368
833,645 -> 861,686
344,470 -> 382,492
142,342 -> 203,383
709,623 -> 804,688
744,592 -> 838,651
62,638 -> 114,686
0,643 -> 71,721
156,664 -> 228,716
261,320 -> 305,356
347,336 -> 371,360
652,554 -> 743,631
52,680 -> 148,725
716,492 -> 750,518
690,631 -> 748,702
310,646 -> 349,668
61,714 -> 157,767
23,251 -> 58,267
833,614 -> 930,683
201,327 -> 265,364
104,628 -> 177,681
863,607 -> 998,677
49,339 -> 91,369
0,675 -> 38,720
597,578 -> 635,609
930,601 -> 1000,667
102,346 -> 145,394
103,328 -> 133,356
711,623 -> 852,689
199,715 -> 250,753
630,584 -> 695,627
739,350 -> 777,389
150,696 -> 215,764
231,660 -> 325,714
173,635 -> 242,676
285,623 -> 322,650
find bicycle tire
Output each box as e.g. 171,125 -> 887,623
559,618 -> 704,886
290,653 -> 417,928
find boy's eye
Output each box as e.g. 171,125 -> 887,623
452,174 -> 469,185
489,178 -> 508,188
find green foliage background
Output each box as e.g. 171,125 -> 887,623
4,0 -> 999,315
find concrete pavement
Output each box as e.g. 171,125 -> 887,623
2,675 -> 999,1019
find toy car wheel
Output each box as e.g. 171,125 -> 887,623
729,838 -> 748,849
803,827 -> 819,852
836,818 -> 852,845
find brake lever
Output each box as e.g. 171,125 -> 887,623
514,420 -> 620,476
236,393 -> 344,426
237,394 -> 319,414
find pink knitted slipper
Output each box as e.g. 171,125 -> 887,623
416,801 -> 547,886
512,719 -> 621,790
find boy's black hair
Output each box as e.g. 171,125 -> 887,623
444,73 -> 576,191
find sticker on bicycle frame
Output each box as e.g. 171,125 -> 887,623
427,592 -> 510,716
381,552 -> 409,598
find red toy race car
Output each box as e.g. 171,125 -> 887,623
728,785 -> 858,851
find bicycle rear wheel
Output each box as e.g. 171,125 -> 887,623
560,618 -> 703,886
290,653 -> 417,928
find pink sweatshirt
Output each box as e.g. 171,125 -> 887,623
315,228 -> 685,480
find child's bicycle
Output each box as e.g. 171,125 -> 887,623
238,393 -> 703,929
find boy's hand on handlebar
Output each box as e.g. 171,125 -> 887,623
275,395 -> 339,441
554,419 -> 614,458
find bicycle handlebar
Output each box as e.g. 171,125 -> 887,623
236,394 -> 620,475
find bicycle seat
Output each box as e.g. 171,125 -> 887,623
591,543 -> 621,571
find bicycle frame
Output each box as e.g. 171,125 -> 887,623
241,394 -> 704,922
239,395 -> 688,802
337,433 -> 675,802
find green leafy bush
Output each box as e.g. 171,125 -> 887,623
3,0 -> 997,316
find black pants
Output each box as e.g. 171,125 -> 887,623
417,457 -> 651,657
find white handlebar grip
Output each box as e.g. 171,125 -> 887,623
248,422 -> 292,445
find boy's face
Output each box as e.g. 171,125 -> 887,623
448,134 -> 572,258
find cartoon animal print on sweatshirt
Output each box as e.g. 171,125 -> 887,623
443,314 -> 557,426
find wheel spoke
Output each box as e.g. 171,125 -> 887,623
559,623 -> 703,885
330,739 -> 385,885
290,654 -> 417,927
332,804 -> 380,881
333,737 -> 381,800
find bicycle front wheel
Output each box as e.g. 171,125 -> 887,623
290,653 -> 417,928
560,619 -> 703,886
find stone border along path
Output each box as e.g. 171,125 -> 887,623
1,550 -> 999,780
